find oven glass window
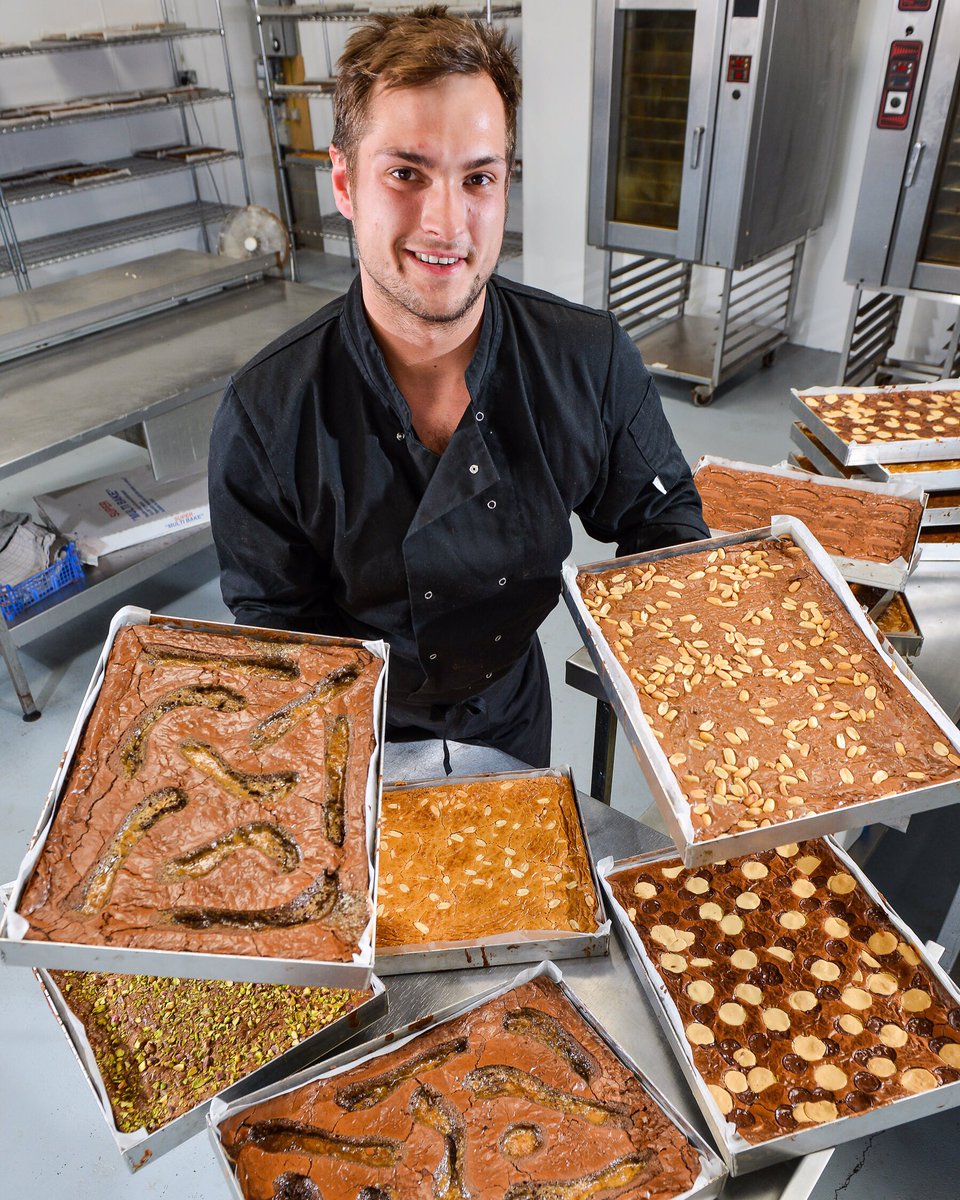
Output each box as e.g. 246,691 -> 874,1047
614,9 -> 696,230
918,77 -> 960,268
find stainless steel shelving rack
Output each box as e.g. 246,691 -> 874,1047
249,2 -> 522,280
0,1 -> 250,291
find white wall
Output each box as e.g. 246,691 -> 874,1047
521,0 -> 954,360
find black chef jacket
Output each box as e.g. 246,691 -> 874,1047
208,274 -> 708,764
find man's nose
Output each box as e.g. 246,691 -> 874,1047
419,180 -> 466,243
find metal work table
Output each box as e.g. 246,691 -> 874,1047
0,252 -> 337,719
0,739 -> 828,1199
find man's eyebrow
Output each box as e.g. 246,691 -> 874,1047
375,149 -> 507,170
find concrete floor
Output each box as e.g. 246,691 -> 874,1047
1,268 -> 958,1198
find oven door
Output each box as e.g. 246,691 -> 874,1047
588,0 -> 725,261
885,0 -> 960,293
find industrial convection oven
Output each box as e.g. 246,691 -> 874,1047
588,0 -> 858,404
842,0 -> 960,384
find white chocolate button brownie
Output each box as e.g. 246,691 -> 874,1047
577,537 -> 960,842
377,774 -> 599,946
608,840 -> 960,1144
217,976 -> 704,1199
19,624 -> 381,962
799,387 -> 960,447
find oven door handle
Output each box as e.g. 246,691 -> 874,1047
904,140 -> 925,188
690,125 -> 705,170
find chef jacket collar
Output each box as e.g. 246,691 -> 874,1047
339,275 -> 502,431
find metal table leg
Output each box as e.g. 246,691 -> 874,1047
591,699 -> 616,805
0,620 -> 40,720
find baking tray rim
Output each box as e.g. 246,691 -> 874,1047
373,763 -> 610,974
790,421 -> 960,489
692,453 -> 924,590
206,958 -> 728,1200
790,381 -> 960,466
34,967 -> 387,1171
0,606 -> 388,987
598,838 -> 960,1175
561,517 -> 960,868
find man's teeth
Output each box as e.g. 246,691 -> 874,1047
414,252 -> 458,265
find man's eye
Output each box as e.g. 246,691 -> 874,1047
390,167 -> 416,181
468,173 -> 495,187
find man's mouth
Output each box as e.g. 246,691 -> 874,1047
412,251 -> 461,266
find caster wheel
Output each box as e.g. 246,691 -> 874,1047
762,349 -> 777,368
692,386 -> 715,407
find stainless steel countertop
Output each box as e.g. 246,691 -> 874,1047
0,276 -> 335,479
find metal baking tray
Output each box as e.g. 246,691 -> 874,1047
35,968 -> 386,1172
874,592 -> 923,660
207,960 -> 728,1200
562,517 -> 960,868
692,455 -> 924,590
791,380 -> 960,466
788,423 -> 867,480
373,766 -> 610,975
922,493 -> 960,527
598,840 -> 960,1175
0,606 -> 388,988
791,421 -> 960,492
919,526 -> 960,561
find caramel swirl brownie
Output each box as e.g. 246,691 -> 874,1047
694,463 -> 921,564
577,536 -> 960,841
19,625 -> 382,962
377,774 -> 599,946
799,387 -> 960,447
608,840 -> 960,1144
49,971 -> 371,1133
218,976 -> 704,1200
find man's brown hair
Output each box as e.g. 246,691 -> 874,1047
332,4 -> 521,171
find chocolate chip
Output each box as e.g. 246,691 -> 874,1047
724,883 -> 741,899
759,963 -> 784,986
692,1004 -> 714,1024
743,930 -> 765,949
844,1090 -> 873,1113
691,940 -> 710,958
714,941 -> 735,957
802,955 -> 818,971
642,899 -> 660,914
775,875 -> 793,889
775,1105 -> 797,1127
799,896 -> 821,912
788,1086 -> 812,1102
850,923 -> 874,941
782,1055 -> 807,1075
866,1017 -> 885,1034
852,1049 -> 871,1066
824,939 -> 847,959
811,874 -> 828,888
854,1071 -> 880,1093
907,1017 -> 934,1037
947,1008 -> 960,1030
911,971 -> 927,989
681,904 -> 701,921
817,985 -> 841,1002
758,897 -> 773,911
824,900 -> 849,917
870,1044 -> 896,1061
810,1087 -> 832,1102
821,1037 -> 841,1057
637,873 -> 656,885
749,1033 -> 771,1054
717,1037 -> 741,1056
731,1108 -> 756,1128
738,1088 -> 757,1106
934,1067 -> 960,1085
929,1038 -> 957,1057
775,936 -> 797,952
660,911 -> 680,926
865,904 -> 886,922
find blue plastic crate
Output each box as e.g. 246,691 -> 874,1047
0,541 -> 85,622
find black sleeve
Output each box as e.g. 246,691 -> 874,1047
207,385 -> 336,635
576,318 -> 709,555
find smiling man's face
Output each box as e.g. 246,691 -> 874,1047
330,71 -> 509,332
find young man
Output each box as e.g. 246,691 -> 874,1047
208,5 -> 707,767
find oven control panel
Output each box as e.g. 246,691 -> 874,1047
877,40 -> 922,129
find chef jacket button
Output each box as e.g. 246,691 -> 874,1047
396,431 -> 404,440
476,411 -> 484,421
485,672 -> 493,679
424,591 -> 433,599
495,634 -> 502,642
487,500 -> 496,509
498,577 -> 507,586
469,464 -> 479,474
429,653 -> 438,661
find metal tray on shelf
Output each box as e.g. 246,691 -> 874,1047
790,381 -> 960,467
373,765 -> 610,975
0,607 -> 388,988
562,518 -> 960,867
692,455 -> 925,590
598,841 -> 960,1175
918,525 -> 960,562
35,968 -> 386,1172
207,960 -> 728,1200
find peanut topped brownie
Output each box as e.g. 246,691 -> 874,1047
798,387 -> 960,447
608,840 -> 960,1144
577,536 -> 960,842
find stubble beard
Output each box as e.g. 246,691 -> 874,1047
361,245 -> 493,327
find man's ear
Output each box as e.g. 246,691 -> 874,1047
329,144 -> 353,220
